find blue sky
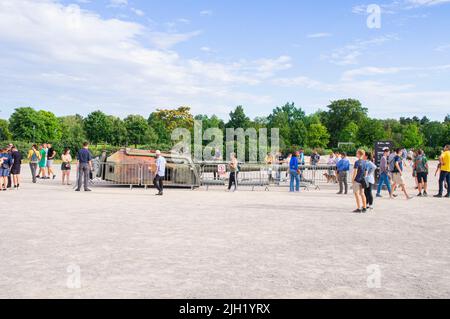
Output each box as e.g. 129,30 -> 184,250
0,0 -> 449,120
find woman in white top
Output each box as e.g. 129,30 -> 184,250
61,148 -> 72,185
364,152 -> 377,210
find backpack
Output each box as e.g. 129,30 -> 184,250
31,150 -> 39,162
355,160 -> 367,185
388,155 -> 396,172
415,156 -> 427,173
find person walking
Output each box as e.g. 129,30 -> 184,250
0,147 -> 12,191
336,152 -> 350,194
75,142 -> 93,192
37,144 -> 47,179
227,152 -> 238,192
10,146 -> 22,190
392,148 -> 413,200
352,149 -> 367,213
289,151 -> 301,192
153,150 -> 166,196
414,149 -> 429,197
27,144 -> 41,184
376,148 -> 393,198
434,145 -> 450,198
364,152 -> 377,210
47,143 -> 57,180
61,148 -> 72,185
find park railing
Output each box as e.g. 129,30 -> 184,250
89,161 -> 353,191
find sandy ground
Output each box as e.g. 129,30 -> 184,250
0,162 -> 449,299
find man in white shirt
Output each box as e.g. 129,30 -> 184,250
153,150 -> 166,196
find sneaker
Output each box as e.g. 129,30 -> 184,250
393,194 -> 398,198
75,189 -> 81,192
434,194 -> 443,198
376,194 -> 382,198
337,192 -> 343,195
53,175 -> 56,180
353,209 -> 362,213
417,193 -> 423,197
423,192 -> 428,197
446,194 -> 450,198
362,208 -> 368,213
407,196 -> 414,200
84,189 -> 92,192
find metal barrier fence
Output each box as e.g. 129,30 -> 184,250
199,163 -> 354,191
87,161 -> 353,191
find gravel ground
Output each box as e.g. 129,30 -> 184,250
0,162 -> 449,299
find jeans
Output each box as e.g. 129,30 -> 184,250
153,175 -> 164,193
290,169 -> 300,192
438,171 -> 450,195
365,183 -> 374,206
377,172 -> 392,195
228,172 -> 238,190
338,171 -> 348,194
77,163 -> 90,190
29,163 -> 38,183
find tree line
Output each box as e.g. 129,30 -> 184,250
0,99 -> 449,159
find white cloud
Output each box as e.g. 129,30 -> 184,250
130,8 -> 145,17
108,0 -> 128,8
322,35 -> 398,65
200,10 -> 213,16
307,33 -> 332,38
0,0 -> 287,118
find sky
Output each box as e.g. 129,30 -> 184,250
0,0 -> 449,120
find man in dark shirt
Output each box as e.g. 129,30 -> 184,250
76,142 -> 93,192
10,146 -> 22,189
46,143 -> 57,180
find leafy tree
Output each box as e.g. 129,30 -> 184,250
339,121 -> 359,143
59,115 -> 86,146
9,107 -> 60,142
445,114 -> 450,123
124,115 -> 156,147
83,110 -> 113,145
357,119 -> 386,147
0,119 -> 12,140
402,123 -> 424,149
226,105 -> 250,129
421,121 -> 446,148
306,123 -> 330,148
108,116 -> 127,146
323,99 -> 368,147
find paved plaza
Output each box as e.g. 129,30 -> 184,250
0,162 -> 449,299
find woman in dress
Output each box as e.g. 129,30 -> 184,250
61,148 -> 72,185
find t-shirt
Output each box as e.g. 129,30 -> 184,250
311,153 -> 320,165
28,149 -> 40,163
156,156 -> 166,177
47,148 -> 55,160
393,155 -> 403,173
290,156 -> 299,171
0,153 -> 12,168
380,156 -> 388,174
354,159 -> 367,182
39,149 -> 47,165
441,151 -> 450,172
365,161 -> 377,185
336,158 -> 350,172
77,148 -> 92,164
11,151 -> 22,167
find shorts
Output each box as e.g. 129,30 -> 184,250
47,160 -> 53,168
0,168 -> 10,177
10,165 -> 21,175
39,161 -> 47,168
392,173 -> 405,185
417,172 -> 428,183
61,163 -> 71,171
353,181 -> 363,194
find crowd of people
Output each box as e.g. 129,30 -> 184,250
1,141 -> 449,207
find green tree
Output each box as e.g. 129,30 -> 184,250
0,119 -> 12,140
108,116 -> 127,146
9,107 -> 60,142
226,105 -> 250,129
306,123 -> 330,148
402,123 -> 424,149
421,121 -> 446,148
323,99 -> 368,147
124,115 -> 156,147
338,121 -> 359,143
357,119 -> 386,147
83,110 -> 113,145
